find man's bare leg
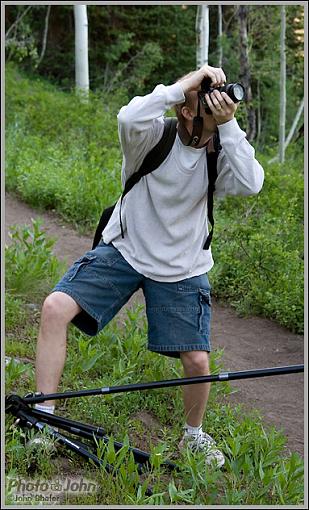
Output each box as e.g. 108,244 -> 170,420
35,291 -> 81,407
179,350 -> 225,466
180,351 -> 210,427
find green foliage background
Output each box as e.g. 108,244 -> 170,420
211,152 -> 304,333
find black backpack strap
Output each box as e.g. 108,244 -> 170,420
92,117 -> 178,248
92,204 -> 116,249
203,131 -> 221,250
119,117 -> 178,237
122,117 -> 178,199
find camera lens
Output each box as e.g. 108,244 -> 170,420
226,83 -> 245,102
233,84 -> 245,101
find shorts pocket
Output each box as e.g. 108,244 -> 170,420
198,288 -> 211,334
68,254 -> 97,282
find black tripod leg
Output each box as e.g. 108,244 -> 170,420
31,409 -> 177,471
31,409 -> 106,436
15,408 -> 154,496
16,408 -> 114,472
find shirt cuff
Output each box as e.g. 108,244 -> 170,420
217,118 -> 246,143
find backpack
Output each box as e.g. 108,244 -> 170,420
92,117 -> 220,250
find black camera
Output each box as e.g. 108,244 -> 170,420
198,77 -> 245,114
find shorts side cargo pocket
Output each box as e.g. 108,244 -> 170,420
68,255 -> 97,282
198,288 -> 211,334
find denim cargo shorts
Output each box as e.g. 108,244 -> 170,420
52,241 -> 212,358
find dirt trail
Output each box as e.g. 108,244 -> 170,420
5,192 -> 305,456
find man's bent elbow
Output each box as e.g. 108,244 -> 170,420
251,177 -> 264,195
247,164 -> 264,195
238,171 -> 264,196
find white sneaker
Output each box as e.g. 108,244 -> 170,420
179,430 -> 225,468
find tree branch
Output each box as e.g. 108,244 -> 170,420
36,5 -> 51,68
5,5 -> 32,39
268,98 -> 304,164
223,5 -> 239,32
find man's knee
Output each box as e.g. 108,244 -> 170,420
180,350 -> 210,375
41,292 -> 81,325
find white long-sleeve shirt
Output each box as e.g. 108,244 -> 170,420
102,82 -> 264,282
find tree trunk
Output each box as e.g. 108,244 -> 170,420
279,6 -> 286,163
238,6 -> 256,141
218,5 -> 223,67
73,5 -> 89,99
256,78 -> 261,147
196,5 -> 209,68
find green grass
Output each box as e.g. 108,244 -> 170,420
5,221 -> 304,505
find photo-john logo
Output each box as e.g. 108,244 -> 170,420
7,476 -> 98,500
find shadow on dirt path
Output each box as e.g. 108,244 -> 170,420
5,192 -> 305,456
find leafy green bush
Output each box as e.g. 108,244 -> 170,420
6,64 -> 124,230
211,150 -> 304,333
5,219 -> 65,300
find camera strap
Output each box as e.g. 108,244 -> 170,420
188,97 -> 204,147
204,130 -> 221,250
177,94 -> 204,147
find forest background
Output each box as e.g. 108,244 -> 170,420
4,3 -> 305,506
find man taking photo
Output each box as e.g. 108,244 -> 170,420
33,64 -> 264,468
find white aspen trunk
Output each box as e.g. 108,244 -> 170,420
256,78 -> 262,146
218,5 -> 223,67
196,6 -> 202,68
196,5 -> 209,68
279,6 -> 286,163
74,5 -> 89,99
238,6 -> 256,141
